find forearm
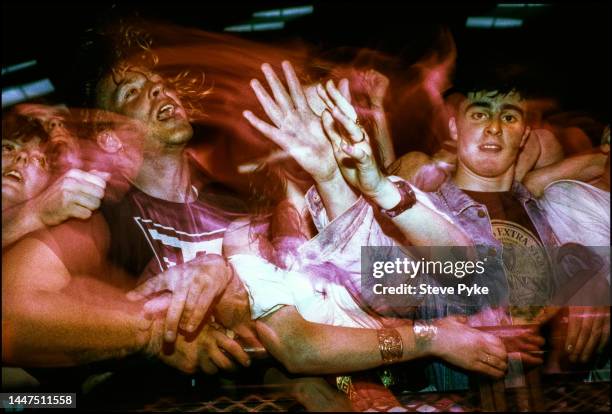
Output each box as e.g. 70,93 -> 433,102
524,152 -> 607,197
371,108 -> 395,167
258,307 -> 427,375
3,287 -> 150,367
314,170 -> 359,221
372,178 -> 471,246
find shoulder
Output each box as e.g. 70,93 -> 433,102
25,212 -> 110,276
224,216 -> 270,257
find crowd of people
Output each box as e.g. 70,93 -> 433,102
2,20 -> 610,411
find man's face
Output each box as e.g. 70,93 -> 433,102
96,65 -> 193,151
2,136 -> 50,208
450,90 -> 530,179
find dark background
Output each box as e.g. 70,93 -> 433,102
3,1 -> 610,123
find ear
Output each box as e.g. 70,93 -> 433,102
448,117 -> 458,141
520,126 -> 531,148
96,130 -> 123,153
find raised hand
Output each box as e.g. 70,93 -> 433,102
359,69 -> 389,110
318,79 -> 391,202
243,61 -> 340,184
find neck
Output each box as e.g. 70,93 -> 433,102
133,149 -> 195,202
453,161 -> 515,192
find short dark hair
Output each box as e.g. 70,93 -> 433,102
444,62 -> 534,101
2,113 -> 50,145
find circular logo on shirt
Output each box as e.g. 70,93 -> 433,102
492,220 -> 552,321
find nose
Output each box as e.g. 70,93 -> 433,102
149,80 -> 165,99
485,116 -> 502,137
14,150 -> 30,167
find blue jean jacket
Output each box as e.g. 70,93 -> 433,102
421,179 -> 560,390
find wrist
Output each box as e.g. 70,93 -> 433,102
377,328 -> 403,365
412,320 -> 439,358
370,178 -> 401,210
139,317 -> 163,358
313,167 -> 343,186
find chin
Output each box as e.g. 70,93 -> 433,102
2,192 -> 23,208
163,122 -> 193,145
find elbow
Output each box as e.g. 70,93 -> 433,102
281,350 -> 314,375
268,336 -> 322,375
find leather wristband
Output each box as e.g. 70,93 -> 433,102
380,180 -> 417,218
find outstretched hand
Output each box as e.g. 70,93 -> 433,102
243,61 -> 341,184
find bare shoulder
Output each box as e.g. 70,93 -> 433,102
223,216 -> 270,256
3,236 -> 71,293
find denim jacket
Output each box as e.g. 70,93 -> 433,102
300,178 -> 561,391
422,179 -> 560,390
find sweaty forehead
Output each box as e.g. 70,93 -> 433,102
96,65 -> 161,108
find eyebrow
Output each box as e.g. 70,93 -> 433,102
465,101 -> 524,116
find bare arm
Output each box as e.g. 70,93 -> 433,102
257,306 -> 508,377
2,236 -> 152,367
371,108 -> 395,168
523,152 -> 607,197
2,169 -> 109,248
360,69 -> 395,167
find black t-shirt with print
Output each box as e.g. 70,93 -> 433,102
101,184 -> 245,282
464,190 -> 552,320
464,190 -> 543,247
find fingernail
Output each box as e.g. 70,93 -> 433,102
187,323 -> 196,332
566,344 -> 573,353
165,330 -> 175,342
245,359 -> 251,367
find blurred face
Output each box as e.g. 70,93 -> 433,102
14,104 -> 81,172
96,65 -> 193,151
2,136 -> 50,209
450,90 -> 530,179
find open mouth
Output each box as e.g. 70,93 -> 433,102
479,143 -> 502,152
2,170 -> 23,182
156,103 -> 176,121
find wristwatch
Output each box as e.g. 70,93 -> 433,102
380,180 -> 417,218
